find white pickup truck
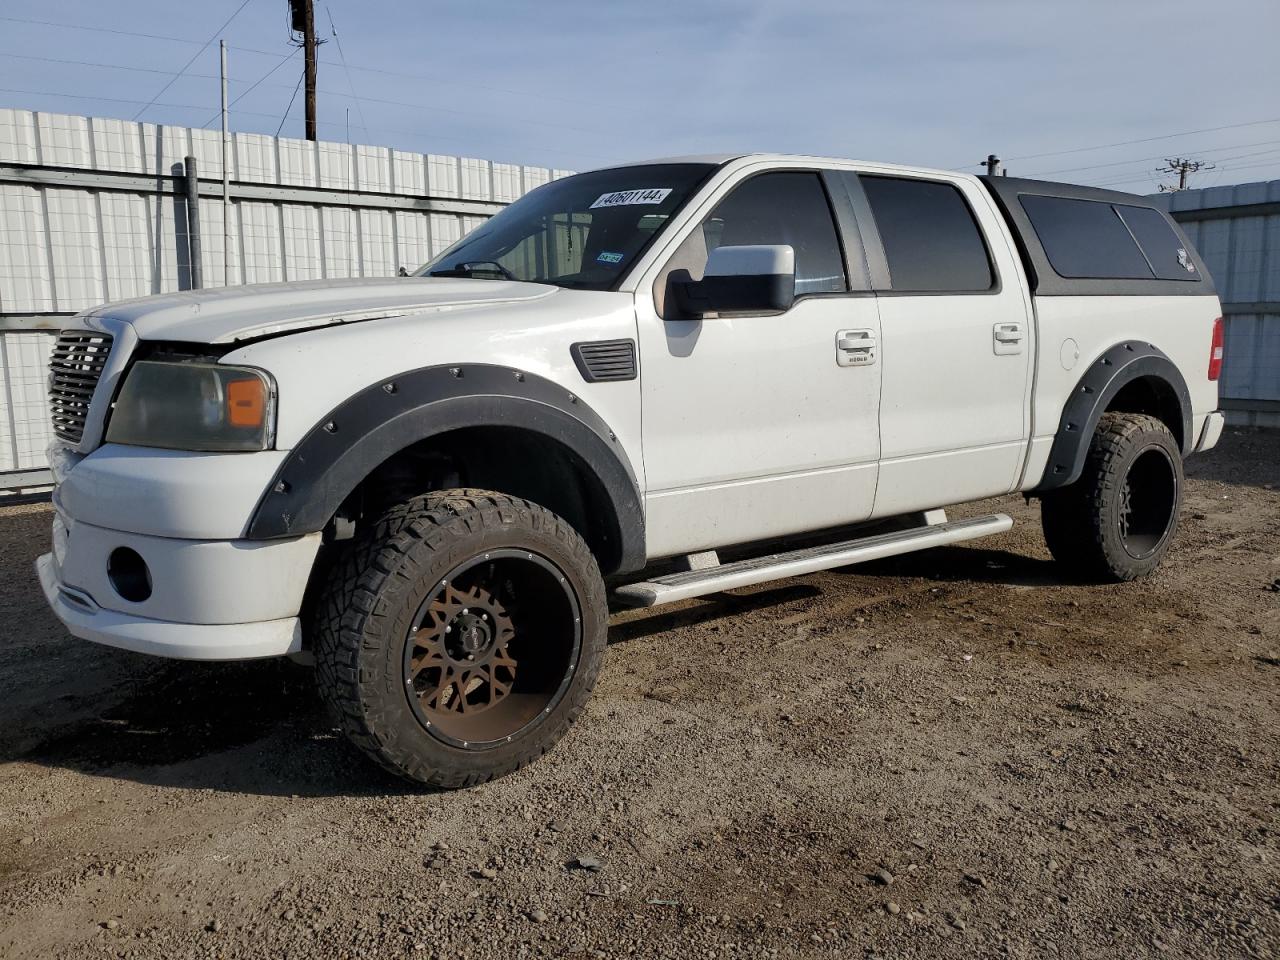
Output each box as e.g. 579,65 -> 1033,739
37,153 -> 1225,786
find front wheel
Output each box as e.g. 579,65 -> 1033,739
1041,412 -> 1183,582
312,490 -> 608,788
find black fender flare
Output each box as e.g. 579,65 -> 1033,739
246,364 -> 645,573
1034,341 -> 1193,492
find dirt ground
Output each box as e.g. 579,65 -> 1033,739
0,431 -> 1277,960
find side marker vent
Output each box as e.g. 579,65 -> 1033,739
570,339 -> 637,383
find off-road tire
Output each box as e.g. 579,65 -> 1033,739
1041,412 -> 1183,582
311,489 -> 608,788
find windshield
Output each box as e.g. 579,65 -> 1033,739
417,163 -> 717,290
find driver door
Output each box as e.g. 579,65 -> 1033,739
636,168 -> 882,559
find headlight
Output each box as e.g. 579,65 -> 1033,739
106,361 -> 276,452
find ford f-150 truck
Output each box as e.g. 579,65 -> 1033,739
37,153 -> 1225,787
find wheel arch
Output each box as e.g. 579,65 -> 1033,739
1033,340 -> 1192,492
246,364 -> 645,575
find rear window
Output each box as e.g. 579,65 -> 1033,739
859,175 -> 994,292
1019,195 -> 1200,282
1114,204 -> 1201,281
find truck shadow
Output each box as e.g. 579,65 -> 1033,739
607,584 -> 820,644
841,544 -> 1068,587
11,656 -> 411,798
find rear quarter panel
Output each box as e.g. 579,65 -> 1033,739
1023,294 -> 1221,488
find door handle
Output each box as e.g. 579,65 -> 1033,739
836,329 -> 876,367
838,335 -> 877,351
993,321 -> 1024,355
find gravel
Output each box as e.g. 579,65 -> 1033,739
0,430 -> 1277,959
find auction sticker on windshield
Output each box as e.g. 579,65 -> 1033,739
590,188 -> 672,209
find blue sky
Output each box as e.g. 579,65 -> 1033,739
2,0 -> 1278,191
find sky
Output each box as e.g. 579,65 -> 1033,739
2,0 -> 1278,192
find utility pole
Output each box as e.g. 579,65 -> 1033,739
1157,157 -> 1214,192
288,0 -> 319,140
981,154 -> 1002,176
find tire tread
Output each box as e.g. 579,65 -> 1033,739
1041,412 -> 1182,582
309,489 -> 606,788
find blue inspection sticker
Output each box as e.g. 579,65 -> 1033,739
596,251 -> 625,265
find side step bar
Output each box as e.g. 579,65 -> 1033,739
613,513 -> 1012,608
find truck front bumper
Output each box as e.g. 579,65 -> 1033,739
37,509 -> 322,661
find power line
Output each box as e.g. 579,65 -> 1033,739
1026,138 -> 1280,178
202,46 -> 300,127
131,0 -> 256,120
0,15 -> 202,45
0,48 -> 607,140
0,50 -> 227,80
1092,155 -> 1280,190
0,12 -> 603,110
1218,158 -> 1280,174
949,117 -> 1280,173
1001,117 -> 1280,164
0,85 -> 283,121
275,70 -> 305,137
323,6 -> 369,141
225,44 -> 603,110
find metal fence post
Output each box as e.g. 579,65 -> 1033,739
183,156 -> 203,290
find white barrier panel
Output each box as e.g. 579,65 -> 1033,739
0,108 -> 568,480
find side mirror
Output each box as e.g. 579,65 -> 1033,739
672,244 -> 795,318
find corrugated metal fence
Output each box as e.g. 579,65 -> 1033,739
1153,178 -> 1280,427
0,108 -> 566,487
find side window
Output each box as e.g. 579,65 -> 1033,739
859,175 -> 994,292
1114,204 -> 1201,281
700,172 -> 848,297
1018,195 -> 1154,280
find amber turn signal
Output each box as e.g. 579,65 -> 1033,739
226,377 -> 267,427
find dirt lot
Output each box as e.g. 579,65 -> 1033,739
0,431 -> 1277,960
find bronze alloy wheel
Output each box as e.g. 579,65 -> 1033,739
314,490 -> 609,787
403,549 -> 581,749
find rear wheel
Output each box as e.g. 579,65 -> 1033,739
1040,412 -> 1183,582
312,489 -> 608,788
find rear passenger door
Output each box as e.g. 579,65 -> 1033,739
841,172 -> 1035,517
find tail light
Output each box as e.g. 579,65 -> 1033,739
1208,316 -> 1224,381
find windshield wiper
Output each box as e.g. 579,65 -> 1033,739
427,260 -> 518,281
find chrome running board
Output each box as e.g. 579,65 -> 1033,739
613,513 -> 1012,608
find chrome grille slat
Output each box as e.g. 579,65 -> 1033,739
48,330 -> 113,444
50,383 -> 96,397
48,367 -> 103,380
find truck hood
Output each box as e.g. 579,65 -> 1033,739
82,277 -> 558,345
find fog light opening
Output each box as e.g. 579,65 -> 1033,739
108,547 -> 152,603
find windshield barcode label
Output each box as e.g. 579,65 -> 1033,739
590,188 -> 672,209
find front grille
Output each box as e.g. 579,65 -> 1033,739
49,331 -> 113,444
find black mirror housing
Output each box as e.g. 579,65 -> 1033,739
668,243 -> 797,319
673,272 -> 795,318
